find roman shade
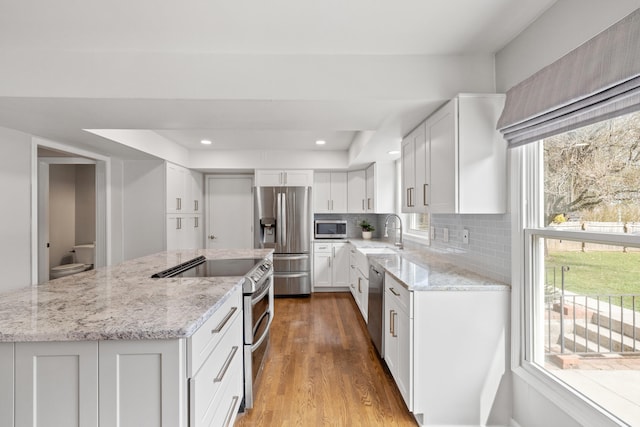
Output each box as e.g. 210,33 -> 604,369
498,8 -> 640,147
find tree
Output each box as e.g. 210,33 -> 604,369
544,111 -> 640,225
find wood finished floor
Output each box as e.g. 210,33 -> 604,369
235,292 -> 417,427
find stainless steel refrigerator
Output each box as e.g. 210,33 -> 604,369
254,186 -> 311,296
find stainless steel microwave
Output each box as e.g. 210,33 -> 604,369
314,220 -> 348,239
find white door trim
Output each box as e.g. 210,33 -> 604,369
31,138 -> 112,284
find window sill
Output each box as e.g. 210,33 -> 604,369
402,231 -> 430,246
512,363 -> 626,427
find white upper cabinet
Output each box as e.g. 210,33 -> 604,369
255,169 -> 313,187
165,162 -> 204,250
365,162 -> 395,214
166,163 -> 203,214
402,93 -> 506,214
401,122 -> 427,213
347,170 -> 366,213
430,94 -> 507,214
313,171 -> 348,213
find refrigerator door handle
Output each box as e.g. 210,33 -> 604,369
276,192 -> 282,246
281,192 -> 287,243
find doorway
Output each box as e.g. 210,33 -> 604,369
205,175 -> 253,249
36,146 -> 100,283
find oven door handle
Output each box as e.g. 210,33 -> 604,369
252,311 -> 272,351
273,272 -> 308,278
252,278 -> 272,304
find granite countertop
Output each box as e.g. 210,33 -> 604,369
349,238 -> 509,292
0,249 -> 273,343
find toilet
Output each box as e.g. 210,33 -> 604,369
50,243 -> 95,279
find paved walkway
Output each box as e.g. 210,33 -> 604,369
548,356 -> 640,425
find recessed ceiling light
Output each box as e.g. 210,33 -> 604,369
388,150 -> 400,155
201,139 -> 212,145
315,140 -> 326,145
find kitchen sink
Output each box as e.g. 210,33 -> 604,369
357,247 -> 398,255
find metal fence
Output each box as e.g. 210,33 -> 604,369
545,266 -> 640,356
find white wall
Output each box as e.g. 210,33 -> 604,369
496,2 -> 640,426
122,160 -> 166,260
110,159 -> 124,265
496,0 -> 640,92
0,127 -> 33,291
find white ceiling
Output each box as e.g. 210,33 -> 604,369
0,0 -> 557,162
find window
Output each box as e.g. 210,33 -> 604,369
408,213 -> 429,233
523,110 -> 640,425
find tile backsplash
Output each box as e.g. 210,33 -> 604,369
425,214 -> 511,284
314,212 -> 512,284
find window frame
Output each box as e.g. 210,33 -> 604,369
513,139 -> 640,427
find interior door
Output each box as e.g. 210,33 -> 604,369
37,161 -> 49,283
206,176 -> 253,249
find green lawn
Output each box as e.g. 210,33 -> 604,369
545,251 -> 640,311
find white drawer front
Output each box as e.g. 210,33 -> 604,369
188,287 -> 242,376
314,243 -> 332,253
190,312 -> 243,427
385,274 -> 411,316
210,365 -> 244,427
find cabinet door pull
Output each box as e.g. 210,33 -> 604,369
223,396 -> 240,427
214,346 -> 238,383
367,197 -> 372,210
211,307 -> 238,333
390,287 -> 400,297
358,277 -> 362,293
194,200 -> 199,211
423,184 -> 429,206
176,197 -> 180,211
392,311 -> 398,337
194,217 -> 199,228
390,309 -> 395,335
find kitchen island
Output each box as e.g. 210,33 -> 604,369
0,248 -> 272,427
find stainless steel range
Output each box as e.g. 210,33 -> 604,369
151,255 -> 274,410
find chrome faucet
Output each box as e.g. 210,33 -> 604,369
384,214 -> 403,249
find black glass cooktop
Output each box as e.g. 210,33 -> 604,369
152,256 -> 264,278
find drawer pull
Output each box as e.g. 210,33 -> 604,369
214,346 -> 238,383
389,287 -> 400,297
211,307 -> 238,334
223,396 -> 240,427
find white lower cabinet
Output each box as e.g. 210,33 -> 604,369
348,245 -> 369,321
383,274 -> 412,410
0,343 -> 14,427
188,288 -> 243,427
99,339 -> 187,427
384,272 -> 509,426
15,341 -> 99,427
313,242 -> 349,289
9,287 -> 243,427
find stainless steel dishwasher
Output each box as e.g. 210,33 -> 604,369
367,263 -> 384,357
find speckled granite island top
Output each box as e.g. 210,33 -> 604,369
0,249 -> 273,343
349,239 -> 510,292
